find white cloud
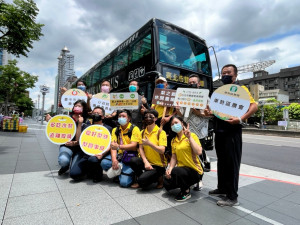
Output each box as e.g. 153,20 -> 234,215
11,0 -> 300,110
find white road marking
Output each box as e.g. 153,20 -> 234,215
27,128 -> 45,131
234,206 -> 284,225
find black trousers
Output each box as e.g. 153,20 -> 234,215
129,157 -> 165,188
215,130 -> 242,200
163,167 -> 202,192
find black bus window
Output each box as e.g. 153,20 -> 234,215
129,33 -> 151,64
92,67 -> 100,86
113,48 -> 128,72
100,59 -> 112,79
159,28 -> 211,76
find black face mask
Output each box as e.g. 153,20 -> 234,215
221,75 -> 233,84
188,83 -> 198,88
145,119 -> 155,126
92,114 -> 102,122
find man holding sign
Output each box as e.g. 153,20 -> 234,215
206,64 -> 258,207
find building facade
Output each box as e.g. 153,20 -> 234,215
214,65 -> 300,103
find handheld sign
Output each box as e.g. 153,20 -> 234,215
61,89 -> 88,110
174,88 -> 209,118
151,89 -> 177,107
79,125 -> 111,156
186,113 -> 209,139
45,115 -> 76,145
90,93 -> 113,115
210,84 -> 250,120
110,92 -> 139,110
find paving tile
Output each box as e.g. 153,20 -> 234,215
0,198 -> 7,221
134,207 -> 200,225
10,177 -> 58,197
267,198 -> 300,220
0,174 -> 13,184
100,181 -> 139,198
15,160 -> 49,173
229,217 -> 258,225
68,198 -> 132,225
222,197 -> 263,217
12,171 -> 54,182
2,208 -> 73,225
175,197 -> 241,225
245,180 -> 295,198
254,207 -> 300,225
17,153 -> 45,161
114,193 -> 171,218
60,186 -> 112,207
53,175 -> 101,190
0,168 -> 15,175
112,218 -> 140,225
0,182 -> 11,199
238,186 -> 278,207
4,191 -> 65,219
283,192 -> 300,204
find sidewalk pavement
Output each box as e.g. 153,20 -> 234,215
0,120 -> 300,225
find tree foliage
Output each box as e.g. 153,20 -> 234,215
252,98 -> 283,124
0,59 -> 38,114
286,103 -> 300,120
0,0 -> 44,57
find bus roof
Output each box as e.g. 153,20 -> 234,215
75,18 -> 207,84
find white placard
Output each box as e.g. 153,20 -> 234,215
90,93 -> 113,115
110,92 -> 139,110
61,89 -> 88,110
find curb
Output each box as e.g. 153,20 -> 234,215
243,128 -> 300,138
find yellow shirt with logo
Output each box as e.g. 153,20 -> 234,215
139,125 -> 167,167
241,85 -> 255,104
111,123 -> 141,154
171,132 -> 203,175
151,104 -> 174,118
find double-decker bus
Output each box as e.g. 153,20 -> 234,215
74,18 -> 213,100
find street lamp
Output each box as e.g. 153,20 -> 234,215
40,85 -> 50,125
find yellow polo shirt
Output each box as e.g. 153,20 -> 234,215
151,104 -> 174,118
171,132 -> 203,175
139,125 -> 167,167
112,123 -> 141,154
241,85 -> 255,104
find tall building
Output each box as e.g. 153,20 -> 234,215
54,46 -> 75,112
0,48 -> 10,66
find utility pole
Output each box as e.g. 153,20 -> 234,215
40,85 -> 50,125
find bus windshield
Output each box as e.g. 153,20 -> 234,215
159,27 -> 210,76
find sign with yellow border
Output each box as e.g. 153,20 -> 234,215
79,125 -> 111,156
45,115 -> 76,145
61,89 -> 88,110
210,84 -> 250,120
110,92 -> 138,110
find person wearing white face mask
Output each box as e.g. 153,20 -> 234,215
164,116 -> 203,202
100,110 -> 142,187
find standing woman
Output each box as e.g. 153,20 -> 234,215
164,116 -> 203,201
46,100 -> 90,175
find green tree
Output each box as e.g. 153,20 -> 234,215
16,95 -> 34,116
0,59 -> 38,114
0,0 -> 44,57
253,98 -> 283,125
286,103 -> 300,120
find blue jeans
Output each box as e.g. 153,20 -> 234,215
58,145 -> 73,168
101,155 -> 134,187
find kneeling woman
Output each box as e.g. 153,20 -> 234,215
164,116 -> 203,201
130,109 -> 167,189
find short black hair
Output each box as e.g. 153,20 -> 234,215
117,109 -> 132,118
189,74 -> 200,82
144,109 -> 158,118
221,64 -> 238,76
129,80 -> 139,86
93,106 -> 105,115
101,79 -> 111,86
76,80 -> 87,86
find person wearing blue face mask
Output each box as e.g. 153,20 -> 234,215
127,80 -> 149,129
164,116 -> 203,201
100,109 -> 142,187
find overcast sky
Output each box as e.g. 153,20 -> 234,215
14,0 -> 300,110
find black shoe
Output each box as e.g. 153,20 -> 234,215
92,176 -> 102,183
217,198 -> 239,207
208,189 -> 226,197
58,167 -> 68,176
175,189 -> 191,202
